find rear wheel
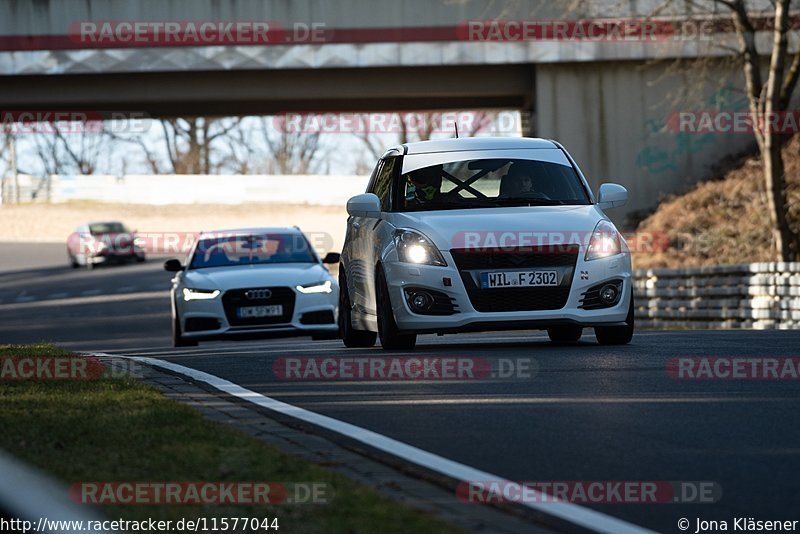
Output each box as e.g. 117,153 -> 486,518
68,253 -> 79,269
547,326 -> 583,344
595,292 -> 634,345
376,268 -> 416,350
338,270 -> 377,348
173,312 -> 198,347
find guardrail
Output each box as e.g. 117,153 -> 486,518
634,262 -> 800,329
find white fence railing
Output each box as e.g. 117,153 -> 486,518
634,263 -> 800,329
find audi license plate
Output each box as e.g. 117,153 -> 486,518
481,270 -> 559,288
237,305 -> 283,318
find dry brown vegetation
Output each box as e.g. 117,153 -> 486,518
635,136 -> 800,269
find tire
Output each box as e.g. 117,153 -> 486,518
338,270 -> 377,348
595,292 -> 635,345
136,254 -> 146,263
376,268 -> 416,350
68,253 -> 79,269
173,312 -> 198,347
312,331 -> 339,341
547,325 -> 583,344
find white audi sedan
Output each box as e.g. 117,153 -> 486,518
339,137 -> 633,350
165,228 -> 340,347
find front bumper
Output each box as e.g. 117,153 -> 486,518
88,250 -> 145,265
382,251 -> 631,334
175,288 -> 338,340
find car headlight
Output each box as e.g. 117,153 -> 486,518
585,220 -> 622,261
296,280 -> 333,294
393,229 -> 447,266
182,288 -> 221,301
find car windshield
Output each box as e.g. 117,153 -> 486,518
89,222 -> 128,234
399,158 -> 591,211
189,233 -> 316,269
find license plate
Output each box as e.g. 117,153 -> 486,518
237,305 -> 283,318
480,270 -> 559,288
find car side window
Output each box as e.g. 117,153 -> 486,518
372,157 -> 395,212
365,160 -> 381,194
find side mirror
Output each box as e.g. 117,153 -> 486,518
322,252 -> 341,265
163,259 -> 183,272
597,183 -> 628,210
346,193 -> 382,218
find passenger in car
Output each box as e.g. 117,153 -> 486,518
500,164 -> 533,197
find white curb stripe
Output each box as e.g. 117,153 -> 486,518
115,354 -> 654,534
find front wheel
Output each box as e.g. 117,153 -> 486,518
173,312 -> 198,347
376,268 -> 416,350
339,270 -> 377,348
595,292 -> 634,345
312,331 -> 339,341
547,326 -> 583,344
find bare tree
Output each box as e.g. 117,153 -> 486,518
571,0 -> 800,260
716,0 -> 800,259
257,117 -> 326,175
158,117 -> 243,174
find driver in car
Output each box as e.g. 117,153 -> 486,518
405,164 -> 445,206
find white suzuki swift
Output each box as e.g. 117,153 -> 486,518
339,137 -> 633,350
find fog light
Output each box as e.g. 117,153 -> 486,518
410,291 -> 433,312
599,284 -> 619,305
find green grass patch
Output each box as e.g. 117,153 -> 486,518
0,345 -> 461,533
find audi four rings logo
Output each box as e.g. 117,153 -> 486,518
245,289 -> 272,300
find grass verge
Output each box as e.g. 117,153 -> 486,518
0,344 -> 461,533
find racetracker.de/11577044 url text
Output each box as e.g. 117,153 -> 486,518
0,516 -> 280,533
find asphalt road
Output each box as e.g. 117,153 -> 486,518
2,241 -> 799,533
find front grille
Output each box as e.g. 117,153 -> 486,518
222,287 -> 295,326
450,246 -> 579,312
451,245 -> 579,270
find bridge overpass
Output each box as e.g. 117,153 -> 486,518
0,0 -> 767,225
